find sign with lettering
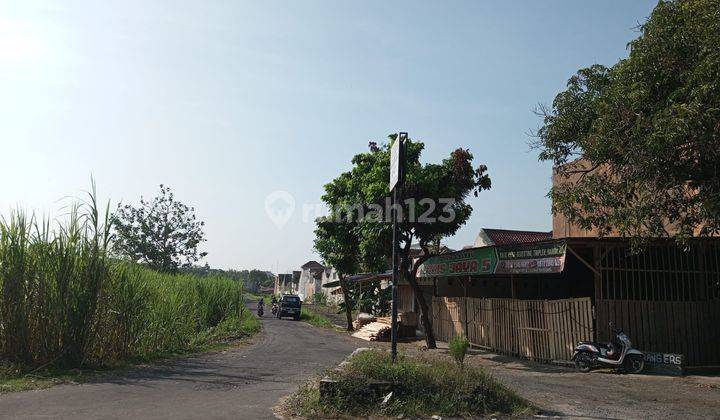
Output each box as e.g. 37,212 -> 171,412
417,247 -> 497,278
644,352 -> 684,366
495,241 -> 567,274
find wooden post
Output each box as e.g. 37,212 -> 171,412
592,244 -> 602,301
510,273 -> 517,299
592,244 -> 602,341
464,276 -> 470,338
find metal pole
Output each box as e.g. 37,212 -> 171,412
391,186 -> 399,362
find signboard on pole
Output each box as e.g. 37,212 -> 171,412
495,240 -> 567,275
389,134 -> 405,191
417,247 -> 498,278
389,132 -> 407,362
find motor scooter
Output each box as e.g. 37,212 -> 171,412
271,302 -> 278,315
571,322 -> 644,374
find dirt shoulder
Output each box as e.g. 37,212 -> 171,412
377,340 -> 720,419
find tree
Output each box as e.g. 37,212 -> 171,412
534,0 -> 720,243
315,136 -> 491,347
112,185 -> 207,273
314,214 -> 381,331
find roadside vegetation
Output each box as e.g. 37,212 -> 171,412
0,190 -> 260,392
299,307 -> 333,329
284,349 -> 532,418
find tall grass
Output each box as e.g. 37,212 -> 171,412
0,189 -> 248,369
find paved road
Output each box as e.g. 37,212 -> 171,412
0,312 -> 362,420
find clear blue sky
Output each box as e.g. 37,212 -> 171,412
0,0 -> 657,273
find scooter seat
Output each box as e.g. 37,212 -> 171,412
579,341 -> 614,351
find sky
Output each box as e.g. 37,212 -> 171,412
0,0 -> 658,273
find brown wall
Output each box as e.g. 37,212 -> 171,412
552,159 -> 716,239
551,159 -> 620,239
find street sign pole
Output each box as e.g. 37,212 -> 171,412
391,185 -> 399,361
390,132 -> 407,363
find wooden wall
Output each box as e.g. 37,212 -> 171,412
433,297 -> 593,362
596,299 -> 720,367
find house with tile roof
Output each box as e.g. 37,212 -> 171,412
473,228 -> 552,247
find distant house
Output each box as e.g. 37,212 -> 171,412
473,228 -> 552,247
318,267 -> 343,305
297,260 -> 325,302
274,272 -> 300,295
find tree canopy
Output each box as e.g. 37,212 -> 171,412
112,185 -> 207,273
315,135 -> 491,345
535,0 -> 720,242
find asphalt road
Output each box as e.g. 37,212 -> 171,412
0,311 -> 361,420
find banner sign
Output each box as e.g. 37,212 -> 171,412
495,241 -> 567,274
644,352 -> 684,366
643,352 -> 684,376
417,247 -> 497,278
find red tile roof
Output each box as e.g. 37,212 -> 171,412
483,228 -> 552,246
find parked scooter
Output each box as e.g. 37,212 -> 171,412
571,323 -> 644,374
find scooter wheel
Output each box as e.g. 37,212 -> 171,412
625,354 -> 645,374
575,354 -> 592,373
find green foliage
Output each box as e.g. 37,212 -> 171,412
535,0 -> 720,242
449,335 -> 470,367
312,292 -> 328,305
285,350 -> 532,418
339,282 -> 391,316
0,197 -> 253,371
300,308 -> 333,328
314,135 -> 491,344
112,184 -> 207,273
183,266 -> 274,294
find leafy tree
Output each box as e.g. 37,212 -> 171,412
113,185 -> 207,273
316,135 -> 491,347
534,0 -> 720,243
314,216 -> 374,331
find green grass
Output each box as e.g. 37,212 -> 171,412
0,190 -> 262,392
300,307 -> 333,328
0,362 -> 84,393
1,309 -> 261,394
284,349 -> 533,418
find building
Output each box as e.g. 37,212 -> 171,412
274,271 -> 300,295
318,267 -> 343,305
417,162 -> 720,371
473,228 -> 552,247
297,260 -> 325,302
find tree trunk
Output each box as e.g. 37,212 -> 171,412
401,254 -> 437,349
340,278 -> 354,331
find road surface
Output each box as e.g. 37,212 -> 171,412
0,312 -> 361,419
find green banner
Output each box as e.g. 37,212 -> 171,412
417,247 -> 497,278
495,240 -> 566,274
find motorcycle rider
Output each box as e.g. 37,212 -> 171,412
270,295 -> 279,314
257,297 -> 265,314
